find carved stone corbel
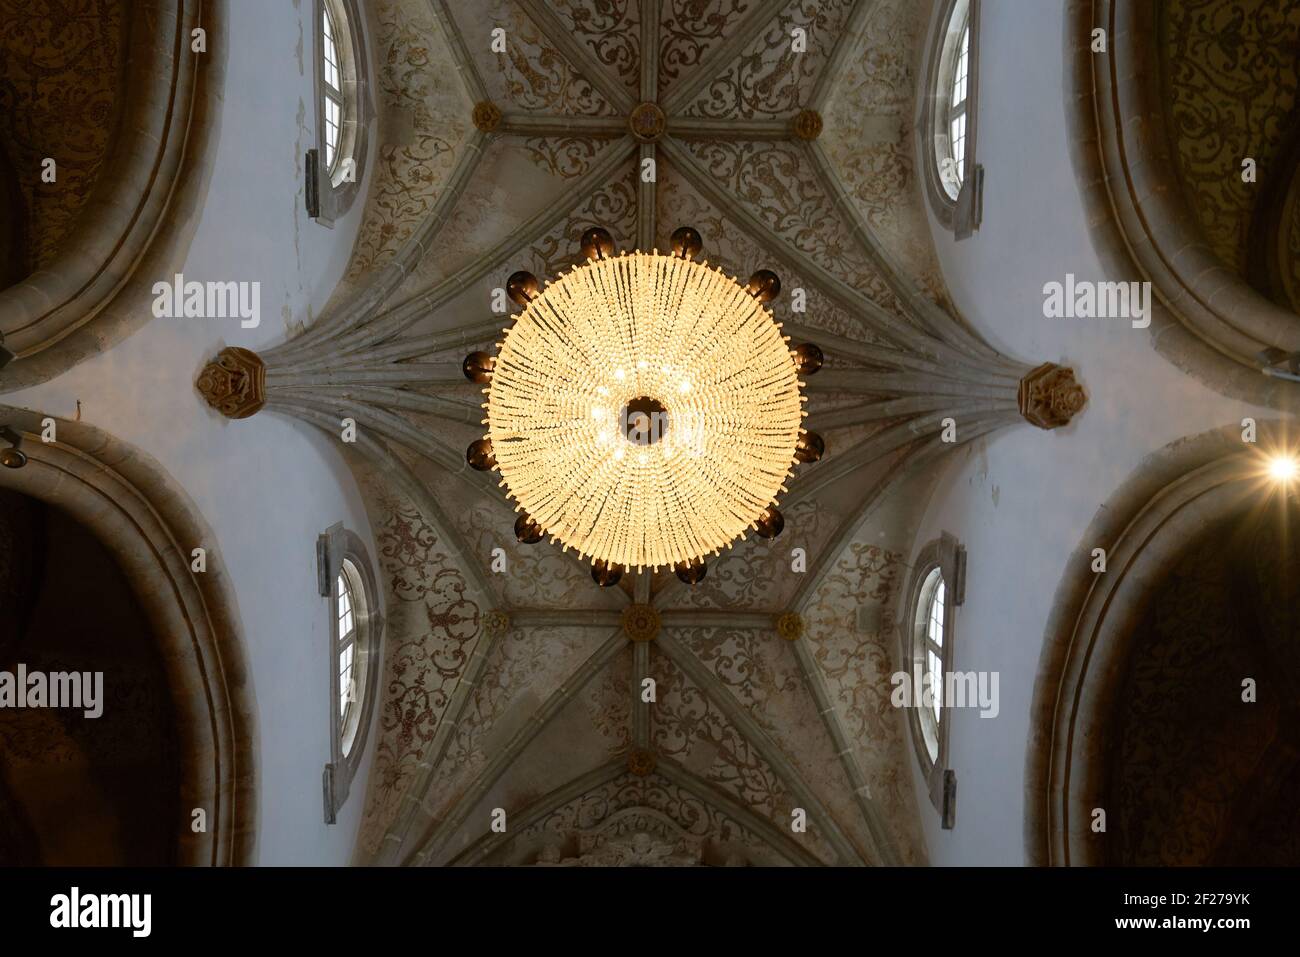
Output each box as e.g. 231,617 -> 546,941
1018,362 -> 1086,430
197,347 -> 266,420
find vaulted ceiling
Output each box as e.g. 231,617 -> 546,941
199,0 -> 1079,865
1160,0 -> 1300,311
0,0 -> 127,288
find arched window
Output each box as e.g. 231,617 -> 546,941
943,23 -> 970,200
901,534 -> 965,827
321,3 -> 345,173
919,568 -> 946,750
336,563 -> 367,755
922,0 -> 982,238
915,566 -> 946,764
311,0 -> 370,226
319,524 -> 383,823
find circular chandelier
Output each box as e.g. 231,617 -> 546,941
464,226 -> 824,587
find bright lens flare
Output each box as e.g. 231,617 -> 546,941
1268,455 -> 1298,482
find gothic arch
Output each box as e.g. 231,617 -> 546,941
1025,420 -> 1290,865
1065,0 -> 1300,409
0,407 -> 257,865
0,0 -> 224,391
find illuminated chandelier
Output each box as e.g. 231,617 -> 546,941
463,226 -> 824,587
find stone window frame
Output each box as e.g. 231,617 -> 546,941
310,0 -> 370,227
900,532 -> 965,827
318,523 -> 383,824
920,0 -> 983,239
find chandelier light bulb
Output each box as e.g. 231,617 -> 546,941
753,505 -> 785,539
793,342 -> 824,376
795,430 -> 825,464
462,351 -> 496,383
745,269 -> 781,303
670,226 -> 703,260
466,437 -> 496,471
674,557 -> 707,584
580,226 -> 616,262
592,558 -> 624,587
506,270 -> 540,307
514,512 -> 545,544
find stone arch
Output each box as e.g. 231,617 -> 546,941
1065,0 -> 1300,409
0,406 -> 257,865
1025,420 -> 1292,865
0,0 -> 224,391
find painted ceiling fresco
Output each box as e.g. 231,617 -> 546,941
253,0 -> 1043,866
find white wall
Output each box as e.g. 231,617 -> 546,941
908,0 -> 1269,864
7,0 -> 382,864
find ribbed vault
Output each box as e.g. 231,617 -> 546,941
197,0 -> 1085,866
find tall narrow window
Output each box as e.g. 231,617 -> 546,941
322,3 -> 343,172
922,0 -> 982,237
319,525 -> 383,823
945,24 -> 969,198
334,560 -> 370,757
915,566 -> 947,761
337,569 -> 357,734
925,573 -> 946,732
901,534 -> 965,827
312,0 -> 369,225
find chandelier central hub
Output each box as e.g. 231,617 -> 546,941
622,396 -> 669,446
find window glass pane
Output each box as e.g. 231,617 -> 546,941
928,650 -> 943,724
333,552 -> 373,769
938,14 -> 971,200
323,6 -> 341,91
324,96 -> 341,169
949,113 -> 966,182
339,644 -> 354,717
337,569 -> 355,640
953,26 -> 969,105
928,579 -> 945,647
922,571 -> 946,727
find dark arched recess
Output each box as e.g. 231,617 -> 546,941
0,407 -> 257,865
1065,0 -> 1300,410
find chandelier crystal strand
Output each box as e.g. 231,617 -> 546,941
484,246 -> 808,572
